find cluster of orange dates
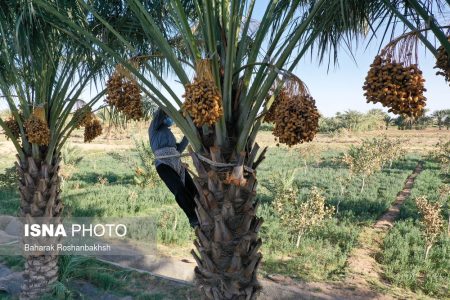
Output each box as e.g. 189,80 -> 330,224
106,65 -> 143,121
363,54 -> 426,118
271,93 -> 320,146
73,106 -> 102,143
434,36 -> 450,85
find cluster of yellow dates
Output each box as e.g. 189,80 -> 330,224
182,78 -> 223,126
4,115 -> 21,140
272,93 -> 320,146
265,76 -> 319,146
83,118 -> 103,143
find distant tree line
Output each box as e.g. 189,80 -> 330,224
318,109 -> 450,133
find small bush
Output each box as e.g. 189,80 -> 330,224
258,123 -> 274,131
428,140 -> 450,174
268,171 -> 334,247
133,138 -> 160,187
342,135 -> 404,192
60,143 -> 84,182
157,207 -> 194,245
0,166 -> 18,189
415,196 -> 444,259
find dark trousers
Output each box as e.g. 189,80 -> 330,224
156,164 -> 199,224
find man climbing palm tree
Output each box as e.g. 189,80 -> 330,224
149,108 -> 199,228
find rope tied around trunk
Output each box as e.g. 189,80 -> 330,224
196,153 -> 255,174
154,153 -> 191,159
155,153 -> 255,174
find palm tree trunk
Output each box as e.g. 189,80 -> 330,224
21,255 -> 59,299
189,147 -> 263,300
18,155 -> 63,299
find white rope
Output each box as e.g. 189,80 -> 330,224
154,153 -> 190,159
154,152 -> 255,173
196,153 -> 255,173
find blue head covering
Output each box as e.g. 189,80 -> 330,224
148,108 -> 188,166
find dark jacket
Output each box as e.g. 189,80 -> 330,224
149,109 -> 188,167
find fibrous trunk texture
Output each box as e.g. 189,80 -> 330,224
18,155 -> 63,300
190,147 -> 263,300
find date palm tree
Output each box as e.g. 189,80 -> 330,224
35,0 -> 449,299
0,1 -> 193,298
0,3 -> 106,298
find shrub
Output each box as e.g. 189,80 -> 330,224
133,138 -> 160,187
296,143 -> 323,171
60,143 -> 84,182
428,140 -> 450,174
382,220 -> 449,296
415,196 -> 444,259
0,165 -> 18,189
269,171 -> 334,247
342,141 -> 382,193
258,122 -> 274,132
342,135 -> 404,192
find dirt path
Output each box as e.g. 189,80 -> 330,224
346,163 -> 423,275
334,162 -> 425,299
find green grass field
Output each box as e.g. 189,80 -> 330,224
0,129 -> 448,299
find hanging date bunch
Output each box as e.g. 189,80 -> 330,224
363,52 -> 426,118
106,63 -> 143,121
182,59 -> 223,126
73,106 -> 102,142
83,117 -> 102,143
271,76 -> 320,146
73,106 -> 94,128
24,107 -> 50,146
264,88 -> 289,123
3,115 -> 21,140
434,36 -> 450,85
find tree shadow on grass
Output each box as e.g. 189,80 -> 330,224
439,173 -> 449,184
257,194 -> 272,206
386,158 -> 421,171
61,190 -> 107,218
328,197 -> 390,223
71,172 -> 135,186
0,189 -> 19,216
65,205 -> 107,218
296,180 -> 329,192
317,159 -> 347,170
